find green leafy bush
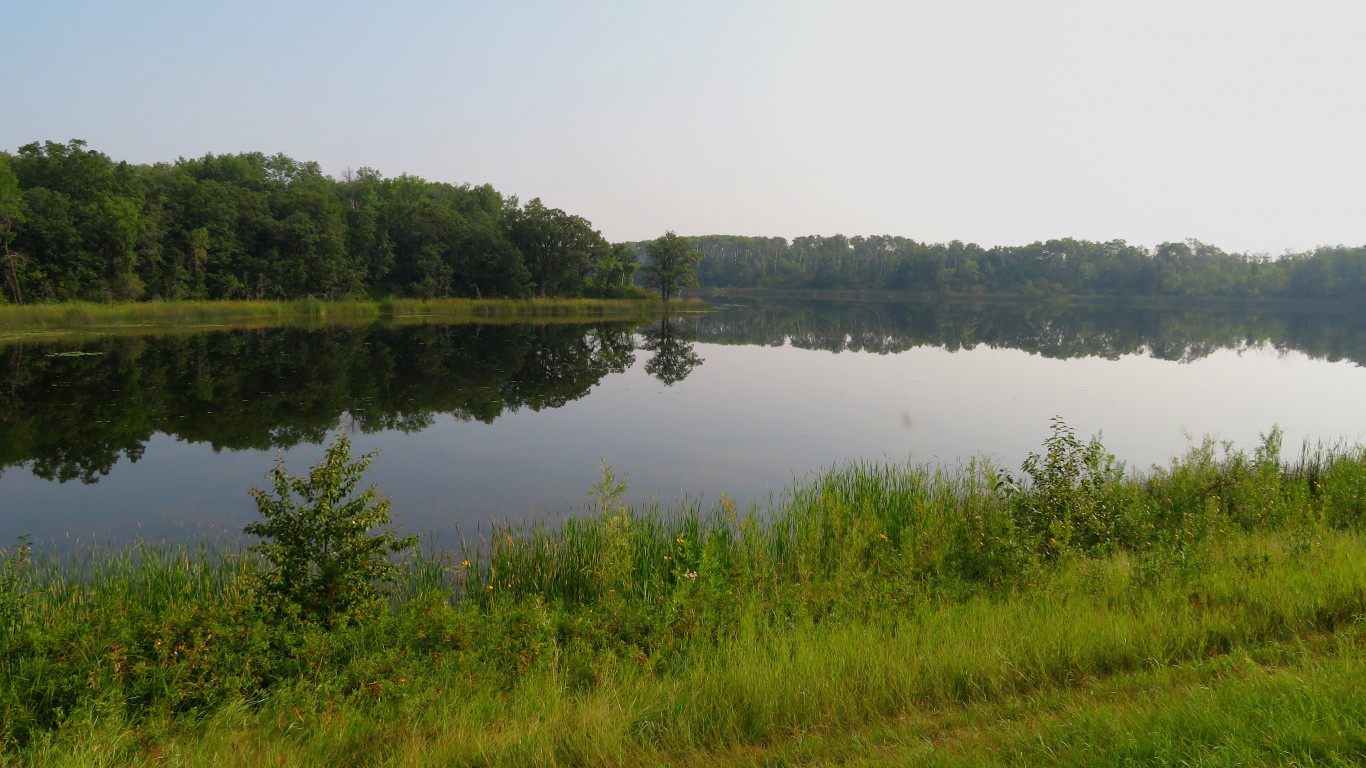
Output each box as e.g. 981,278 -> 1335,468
245,432 -> 416,624
1006,417 -> 1126,559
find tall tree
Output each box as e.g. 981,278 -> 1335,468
642,231 -> 700,303
504,198 -> 604,296
11,140 -> 147,300
589,242 -> 638,295
0,154 -> 25,303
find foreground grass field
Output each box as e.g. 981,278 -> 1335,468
3,422 -> 1365,765
0,295 -> 707,339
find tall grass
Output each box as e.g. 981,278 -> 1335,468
378,295 -> 705,319
0,296 -> 705,337
4,425 -> 1366,764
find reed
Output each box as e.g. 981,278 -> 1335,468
0,296 -> 706,336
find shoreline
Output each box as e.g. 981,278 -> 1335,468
4,427 -> 1365,764
0,295 -> 710,340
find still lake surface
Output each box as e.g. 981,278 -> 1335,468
4,297 -> 1366,546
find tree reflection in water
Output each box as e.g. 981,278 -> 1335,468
640,317 -> 703,386
5,298 -> 1366,485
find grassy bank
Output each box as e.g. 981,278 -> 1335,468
0,295 -> 708,338
4,424 -> 1366,765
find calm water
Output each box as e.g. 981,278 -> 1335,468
4,298 -> 1366,545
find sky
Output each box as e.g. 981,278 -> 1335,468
6,0 -> 1365,253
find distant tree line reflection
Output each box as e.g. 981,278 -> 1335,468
5,299 -> 1365,484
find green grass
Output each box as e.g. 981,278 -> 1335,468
4,426 -> 1366,765
0,295 -> 708,339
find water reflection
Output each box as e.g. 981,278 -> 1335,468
0,322 -> 639,484
641,317 -> 704,386
695,297 -> 1366,364
3,298 -> 1366,491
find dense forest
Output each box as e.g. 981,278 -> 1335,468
0,140 -> 639,303
630,234 -> 1366,302
5,139 -> 1366,306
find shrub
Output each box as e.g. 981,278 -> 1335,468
1007,417 -> 1126,559
244,432 -> 416,624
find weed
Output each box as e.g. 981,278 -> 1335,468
0,536 -> 31,635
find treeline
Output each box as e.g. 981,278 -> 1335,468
651,234 -> 1366,301
9,138 -> 1364,305
0,140 -> 639,303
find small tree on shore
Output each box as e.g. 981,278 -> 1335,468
643,231 -> 700,303
245,431 -> 416,623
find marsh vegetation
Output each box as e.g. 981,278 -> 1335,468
3,422 -> 1365,765
0,295 -> 703,339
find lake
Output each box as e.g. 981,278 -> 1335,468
4,297 -> 1366,546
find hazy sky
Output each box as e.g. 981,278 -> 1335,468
7,0 -> 1365,252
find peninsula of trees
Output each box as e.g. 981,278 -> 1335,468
0,140 -> 639,304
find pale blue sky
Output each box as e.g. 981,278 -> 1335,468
6,0 -> 1365,252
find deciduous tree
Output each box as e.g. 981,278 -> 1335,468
643,231 -> 699,303
0,154 -> 25,303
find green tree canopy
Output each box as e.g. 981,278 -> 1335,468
0,153 -> 26,303
642,231 -> 700,303
0,140 -> 633,303
10,138 -> 1366,305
